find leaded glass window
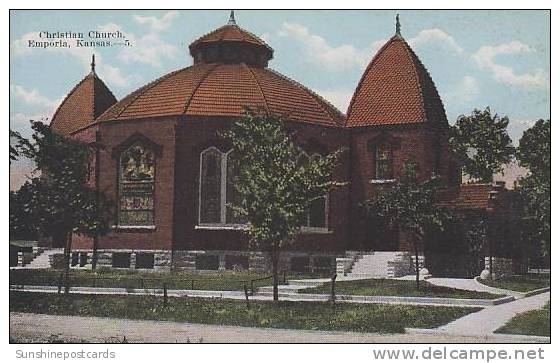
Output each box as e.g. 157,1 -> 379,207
118,144 -> 155,226
199,148 -> 248,226
200,148 -> 223,224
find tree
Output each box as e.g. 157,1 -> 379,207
362,163 -> 448,289
516,119 -> 550,259
10,121 -> 112,293
224,112 -> 342,301
450,107 -> 515,182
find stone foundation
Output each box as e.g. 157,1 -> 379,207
62,249 -> 341,274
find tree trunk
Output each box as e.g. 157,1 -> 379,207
413,238 -> 420,290
271,249 -> 280,301
63,232 -> 73,294
91,236 -> 98,270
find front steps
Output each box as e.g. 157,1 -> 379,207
337,251 -> 422,278
17,248 -> 63,269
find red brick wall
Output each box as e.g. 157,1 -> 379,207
347,123 -> 459,251
72,117 -> 177,250
173,117 -> 350,253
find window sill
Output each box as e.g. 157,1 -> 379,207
113,225 -> 156,232
300,227 -> 332,234
195,224 -> 249,231
370,179 -> 396,185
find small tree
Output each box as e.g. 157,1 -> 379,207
10,121 -> 112,293
224,112 -> 342,301
516,119 -> 551,259
362,163 -> 448,289
450,107 -> 515,182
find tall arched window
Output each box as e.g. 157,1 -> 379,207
199,148 -> 248,226
118,143 -> 155,226
200,147 -> 223,224
299,152 -> 328,230
374,142 -> 393,180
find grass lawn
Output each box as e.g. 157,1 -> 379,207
476,274 -> 550,292
9,269 -> 309,292
9,291 -> 479,334
495,302 -> 550,337
300,279 -> 504,299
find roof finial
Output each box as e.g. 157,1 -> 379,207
90,54 -> 96,73
395,13 -> 401,36
228,10 -> 236,25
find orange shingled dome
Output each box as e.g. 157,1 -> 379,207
346,35 -> 447,128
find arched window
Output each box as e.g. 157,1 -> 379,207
200,147 -> 223,224
199,148 -> 247,226
374,142 -> 393,180
118,143 -> 155,226
299,152 -> 328,230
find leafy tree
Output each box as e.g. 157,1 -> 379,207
10,121 -> 112,293
516,119 -> 550,258
450,107 -> 515,182
224,112 -> 342,301
362,163 -> 448,289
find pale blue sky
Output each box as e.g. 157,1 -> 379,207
9,10 -> 550,189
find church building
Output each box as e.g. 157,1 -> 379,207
50,13 -> 511,276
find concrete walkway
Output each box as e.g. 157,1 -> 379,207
9,312 -> 548,343
427,277 -> 525,298
10,285 -> 509,308
437,291 -> 550,336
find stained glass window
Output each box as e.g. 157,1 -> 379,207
199,148 -> 247,226
375,142 -> 393,180
200,148 -> 223,224
118,144 -> 155,226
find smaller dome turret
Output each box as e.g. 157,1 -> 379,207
188,11 -> 274,67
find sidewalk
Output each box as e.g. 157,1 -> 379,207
436,291 -> 550,336
9,312 -> 549,343
427,277 -> 525,299
10,284 -> 511,308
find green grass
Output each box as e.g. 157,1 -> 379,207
495,302 -> 550,336
9,291 -> 480,334
300,279 -> 504,299
476,274 -> 550,292
9,269 -> 308,291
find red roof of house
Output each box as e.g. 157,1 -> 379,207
51,69 -> 117,136
438,183 -> 507,211
96,63 -> 344,127
345,35 -> 447,128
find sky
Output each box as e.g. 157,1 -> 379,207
9,10 -> 550,190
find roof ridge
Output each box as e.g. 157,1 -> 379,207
91,74 -> 117,119
244,63 -> 270,114
399,39 -> 429,123
403,41 -> 448,124
345,36 -> 393,125
264,67 -> 344,127
182,63 -> 220,114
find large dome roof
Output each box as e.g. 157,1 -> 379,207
346,34 -> 447,128
97,63 -> 343,127
96,13 -> 343,128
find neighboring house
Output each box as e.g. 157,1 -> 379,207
49,13 -> 512,275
